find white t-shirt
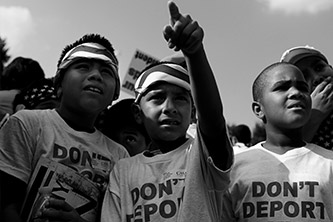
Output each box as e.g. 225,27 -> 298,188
222,142 -> 333,221
0,109 -> 129,190
0,89 -> 20,114
101,129 -> 231,222
233,142 -> 249,154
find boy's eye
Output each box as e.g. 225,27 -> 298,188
312,77 -> 325,88
101,68 -> 115,77
274,84 -> 288,91
150,94 -> 165,102
314,64 -> 325,72
75,63 -> 90,70
177,95 -> 189,101
125,135 -> 137,143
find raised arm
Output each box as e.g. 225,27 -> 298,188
163,1 -> 232,169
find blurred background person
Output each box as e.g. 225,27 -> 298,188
98,98 -> 150,156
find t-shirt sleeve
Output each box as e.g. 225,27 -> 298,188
221,189 -> 237,221
197,129 -> 230,218
179,129 -> 230,221
0,113 -> 36,184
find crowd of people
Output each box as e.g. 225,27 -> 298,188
1,1 -> 333,221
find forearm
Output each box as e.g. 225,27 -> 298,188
185,46 -> 233,169
2,204 -> 23,222
185,45 -> 225,134
0,171 -> 26,222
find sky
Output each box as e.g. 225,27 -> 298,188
1,0 -> 333,131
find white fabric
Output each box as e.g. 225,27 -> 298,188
0,89 -> 20,114
0,109 -> 129,190
61,42 -> 117,67
101,129 -> 230,222
222,142 -> 333,221
233,142 -> 249,154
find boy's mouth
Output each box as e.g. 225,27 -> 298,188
288,102 -> 305,109
84,86 -> 103,94
160,119 -> 180,126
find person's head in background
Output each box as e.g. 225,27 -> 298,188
100,98 -> 150,156
232,124 -> 252,147
13,78 -> 59,112
1,56 -> 45,90
280,45 -> 333,92
161,51 -> 187,70
252,62 -> 311,133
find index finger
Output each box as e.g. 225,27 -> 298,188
168,1 -> 181,25
47,198 -> 74,211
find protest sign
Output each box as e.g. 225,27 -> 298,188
121,49 -> 159,96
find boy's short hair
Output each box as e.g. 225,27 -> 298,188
280,45 -> 328,65
252,62 -> 291,102
134,61 -> 191,103
54,33 -> 120,100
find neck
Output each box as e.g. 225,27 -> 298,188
264,128 -> 305,154
56,108 -> 96,133
149,136 -> 188,153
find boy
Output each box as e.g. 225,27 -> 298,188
99,98 -> 150,156
0,34 -> 129,221
280,46 -> 333,150
222,62 -> 333,221
101,1 -> 233,222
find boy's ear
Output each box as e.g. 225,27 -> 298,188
56,87 -> 63,99
252,101 -> 265,120
131,103 -> 143,124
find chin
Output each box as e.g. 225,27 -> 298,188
289,120 -> 308,129
83,101 -> 106,110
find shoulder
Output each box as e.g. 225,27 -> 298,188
306,143 -> 333,160
13,109 -> 51,119
233,143 -> 267,164
2,110 -> 61,137
11,109 -> 53,125
96,132 -> 130,159
113,154 -> 142,171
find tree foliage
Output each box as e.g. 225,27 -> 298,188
0,36 -> 11,87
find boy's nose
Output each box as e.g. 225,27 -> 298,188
163,98 -> 177,114
289,87 -> 304,99
88,69 -> 103,82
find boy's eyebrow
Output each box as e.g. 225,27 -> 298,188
272,79 -> 307,87
310,58 -> 327,66
272,79 -> 290,86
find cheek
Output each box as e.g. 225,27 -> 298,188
180,106 -> 193,122
105,80 -> 117,98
